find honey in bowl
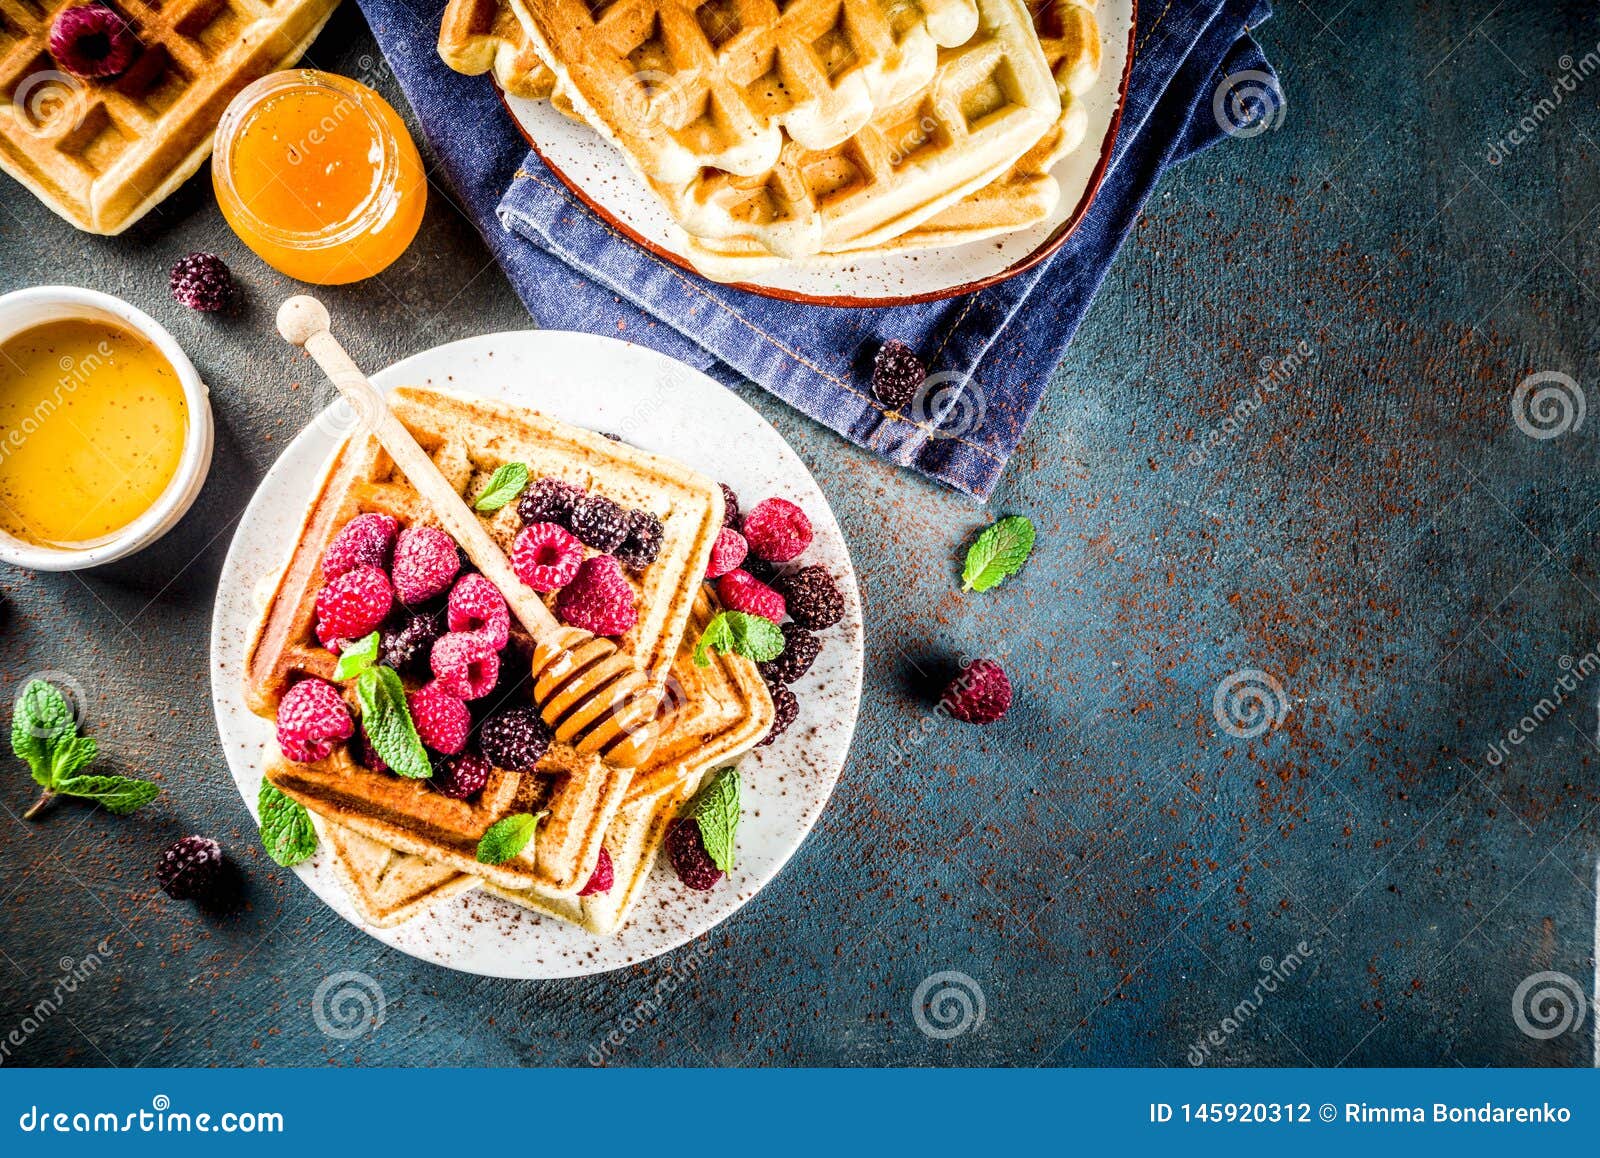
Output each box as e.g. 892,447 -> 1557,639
0,318 -> 188,550
214,70 -> 427,285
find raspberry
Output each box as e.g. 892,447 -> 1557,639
705,527 -> 748,579
871,339 -> 927,410
276,677 -> 353,763
447,573 -> 510,649
719,483 -> 741,529
517,477 -> 583,527
154,835 -> 237,910
392,526 -> 461,604
615,509 -> 663,570
741,498 -> 812,562
757,623 -> 820,686
430,751 -> 492,800
408,681 -> 471,754
940,659 -> 1012,725
716,569 -> 785,624
568,493 -> 629,552
578,846 -> 614,896
775,566 -> 845,630
314,565 -> 392,647
477,705 -> 552,771
757,684 -> 798,746
379,611 -> 442,679
169,252 -> 237,314
50,4 -> 140,79
556,555 -> 638,636
665,818 -> 724,891
511,522 -> 583,593
430,631 -> 501,700
322,513 -> 398,580
354,729 -> 388,774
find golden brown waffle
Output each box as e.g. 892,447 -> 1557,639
437,0 -> 555,100
324,816 -> 481,928
245,384 -> 725,893
0,0 -> 338,234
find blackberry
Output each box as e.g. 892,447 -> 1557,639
430,751 -> 492,800
169,252 -> 238,313
380,611 -> 442,679
478,705 -> 552,771
154,835 -> 239,911
615,509 -> 663,569
719,483 -> 741,529
743,555 -> 778,584
775,566 -> 845,630
757,623 -> 820,686
871,339 -> 926,409
517,477 -> 583,527
568,493 -> 629,552
665,819 -> 723,891
757,684 -> 799,746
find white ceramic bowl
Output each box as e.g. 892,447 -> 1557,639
0,286 -> 214,571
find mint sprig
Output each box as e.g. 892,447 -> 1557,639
332,631 -> 381,681
961,515 -> 1035,593
11,679 -> 157,820
353,666 -> 431,779
259,781 -> 318,866
685,766 -> 740,872
473,463 -> 530,511
477,812 -> 542,865
692,611 -> 786,668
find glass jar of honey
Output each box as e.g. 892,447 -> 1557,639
213,70 -> 427,285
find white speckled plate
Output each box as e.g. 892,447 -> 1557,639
503,0 -> 1135,305
210,331 -> 863,978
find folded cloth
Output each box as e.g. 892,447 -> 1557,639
354,0 -> 1276,498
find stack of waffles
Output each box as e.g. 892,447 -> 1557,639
0,0 -> 339,233
245,385 -> 774,935
437,0 -> 1102,281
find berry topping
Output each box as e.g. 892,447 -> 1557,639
446,573 -> 510,649
741,498 -> 813,562
757,684 -> 798,746
511,522 -> 584,593
775,565 -> 845,630
556,555 -> 639,636
578,846 -> 614,896
743,555 -> 779,584
477,705 -> 552,771
705,527 -> 748,579
757,623 -> 820,686
871,339 -> 927,410
154,835 -> 234,909
354,729 -> 388,774
716,569 -> 785,624
719,483 -> 741,529
169,251 -> 237,314
517,476 -> 584,527
314,564 -> 393,647
940,659 -> 1012,725
568,492 -> 630,552
322,512 -> 398,580
49,4 -> 140,80
276,677 -> 354,763
430,751 -> 492,801
615,509 -> 664,570
379,611 -> 442,679
391,526 -> 460,604
408,681 -> 471,754
665,818 -> 724,891
429,631 -> 501,700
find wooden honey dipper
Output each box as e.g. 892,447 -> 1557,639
276,295 -> 660,768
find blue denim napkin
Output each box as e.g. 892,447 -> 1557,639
355,0 -> 1276,498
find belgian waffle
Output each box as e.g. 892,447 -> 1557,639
245,384 -> 726,893
0,0 -> 338,234
436,0 -> 555,100
325,816 -> 481,928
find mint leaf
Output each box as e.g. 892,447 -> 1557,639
50,735 -> 97,783
259,780 -> 317,866
12,679 -> 78,786
477,813 -> 540,865
961,515 -> 1035,593
332,632 -> 380,681
354,666 -> 431,779
693,611 -> 785,668
55,774 -> 158,815
473,463 -> 530,511
685,766 -> 740,872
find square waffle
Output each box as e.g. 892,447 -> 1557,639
0,0 -> 338,234
245,384 -> 726,893
437,0 -> 555,100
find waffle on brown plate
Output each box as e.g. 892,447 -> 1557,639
0,0 -> 338,233
246,385 -> 727,894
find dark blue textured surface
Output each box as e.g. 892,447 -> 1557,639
0,0 -> 1597,1067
